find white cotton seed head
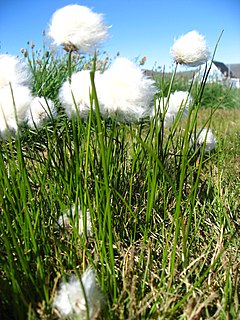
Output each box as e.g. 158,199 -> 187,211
58,205 -> 92,237
197,128 -> 216,152
26,96 -> 57,129
59,70 -> 101,119
59,60 -> 156,122
170,30 -> 210,67
152,91 -> 192,127
53,268 -> 103,319
98,57 -> 156,122
48,4 -> 109,52
0,85 -> 33,137
0,54 -> 33,87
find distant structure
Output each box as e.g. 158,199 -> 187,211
197,61 -> 240,88
143,62 -> 240,88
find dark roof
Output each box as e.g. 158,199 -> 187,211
213,61 -> 233,78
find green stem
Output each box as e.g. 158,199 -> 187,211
90,65 -> 117,299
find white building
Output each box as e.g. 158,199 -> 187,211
196,61 -> 240,88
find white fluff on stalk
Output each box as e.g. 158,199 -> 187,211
0,85 -> 33,137
59,70 -> 101,119
196,128 -> 216,152
26,96 -> 57,129
152,91 -> 192,127
170,30 -> 210,67
98,57 -> 156,122
0,54 -> 33,87
58,205 -> 92,237
53,268 -> 103,319
48,4 -> 109,52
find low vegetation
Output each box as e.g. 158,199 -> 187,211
0,48 -> 239,320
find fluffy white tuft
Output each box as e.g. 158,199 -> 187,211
53,268 -> 103,319
170,30 -> 210,67
152,91 -> 192,127
59,60 -> 155,122
98,57 -> 156,122
26,96 -> 57,129
48,4 -> 109,52
59,70 -> 102,119
0,85 -> 33,137
58,205 -> 92,237
0,54 -> 33,87
196,128 -> 216,152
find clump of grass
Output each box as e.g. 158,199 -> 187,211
0,43 -> 240,320
199,82 -> 240,109
154,69 -> 240,110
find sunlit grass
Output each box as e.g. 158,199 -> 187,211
0,47 -> 239,320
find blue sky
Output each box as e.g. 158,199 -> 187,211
1,0 -> 240,70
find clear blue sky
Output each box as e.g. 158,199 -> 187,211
1,0 -> 240,70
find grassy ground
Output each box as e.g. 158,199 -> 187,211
0,50 -> 240,319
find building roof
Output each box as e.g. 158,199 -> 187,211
213,61 -> 233,78
213,61 -> 240,79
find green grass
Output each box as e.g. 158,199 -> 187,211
0,47 -> 240,319
152,67 -> 240,111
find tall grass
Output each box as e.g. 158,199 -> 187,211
154,71 -> 240,110
0,47 -> 239,319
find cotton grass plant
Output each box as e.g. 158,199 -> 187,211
26,96 -> 57,129
0,5 -> 239,320
48,4 -> 109,53
0,54 -> 33,87
0,84 -> 33,137
53,268 -> 103,319
97,57 -> 156,121
170,30 -> 210,67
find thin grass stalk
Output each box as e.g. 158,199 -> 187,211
82,105 -> 94,239
17,135 -> 50,302
166,63 -> 178,100
90,63 -> 117,298
67,49 -> 73,83
0,144 -> 35,285
145,154 -> 158,225
196,30 -> 224,106
169,101 -> 193,278
169,33 -> 223,275
167,231 -> 235,316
